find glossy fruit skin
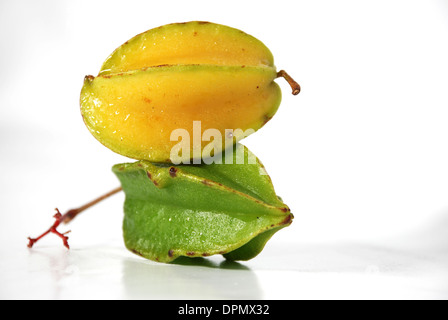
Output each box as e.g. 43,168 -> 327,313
113,144 -> 293,263
80,21 -> 282,163
99,21 -> 275,74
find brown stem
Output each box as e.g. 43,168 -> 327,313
277,70 -> 301,95
27,186 -> 123,249
61,186 -> 123,224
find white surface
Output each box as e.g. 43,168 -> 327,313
1,0 -> 448,300
1,236 -> 447,300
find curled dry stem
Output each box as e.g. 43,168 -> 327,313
277,70 -> 301,95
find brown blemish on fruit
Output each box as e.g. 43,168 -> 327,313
193,31 -> 198,36
85,75 -> 95,81
99,72 -> 126,79
200,179 -> 224,188
143,97 -> 152,104
168,250 -> 174,257
131,249 -> 144,257
142,64 -> 171,71
147,171 -> 159,186
202,180 -> 212,186
186,251 -> 195,256
202,253 -> 210,257
281,207 -> 289,213
169,167 -> 177,177
263,115 -> 273,125
198,21 -> 210,25
281,214 -> 293,225
153,64 -> 171,68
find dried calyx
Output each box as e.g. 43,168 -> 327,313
27,187 -> 122,249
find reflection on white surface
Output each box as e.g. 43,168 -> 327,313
1,233 -> 447,299
122,256 -> 262,300
4,244 -> 262,300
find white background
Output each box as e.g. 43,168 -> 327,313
1,0 -> 447,300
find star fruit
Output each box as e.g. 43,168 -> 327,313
80,21 -> 300,163
113,144 -> 293,263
